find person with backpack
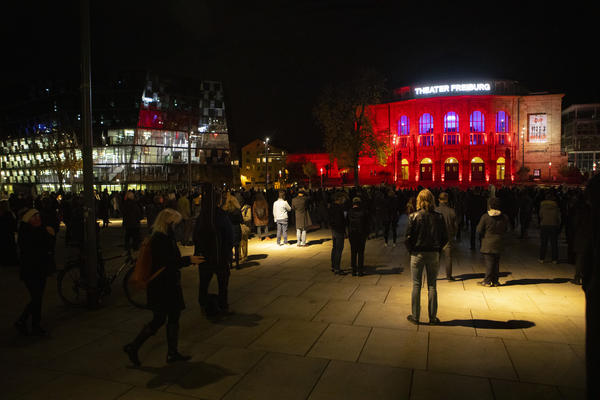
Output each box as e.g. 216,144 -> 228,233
476,197 -> 510,287
123,208 -> 204,367
347,197 -> 370,276
273,190 -> 291,245
252,192 -> 269,240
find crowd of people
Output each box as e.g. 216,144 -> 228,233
0,181 -> 598,394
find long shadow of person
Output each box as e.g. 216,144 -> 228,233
438,319 -> 535,329
134,361 -> 235,389
501,278 -> 570,286
454,272 -> 512,281
361,265 -> 404,275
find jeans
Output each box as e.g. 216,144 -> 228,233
276,219 -> 288,244
410,252 -> 440,321
331,230 -> 345,271
257,225 -> 267,240
198,266 -> 231,310
482,253 -> 500,284
296,229 -> 307,246
540,225 -> 559,261
441,242 -> 453,278
349,233 -> 366,272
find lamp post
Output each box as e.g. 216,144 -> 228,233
264,137 -> 269,189
549,161 -> 552,180
320,167 -> 323,187
393,136 -> 397,183
521,127 -> 525,168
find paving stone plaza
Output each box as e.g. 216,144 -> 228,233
0,217 -> 586,400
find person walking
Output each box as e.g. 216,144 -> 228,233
292,190 -> 311,246
14,209 -> 56,336
273,190 -> 291,245
347,197 -> 370,276
476,197 -> 510,287
435,192 -> 458,281
538,193 -> 561,263
123,209 -> 203,366
252,192 -> 269,241
405,189 -> 448,325
329,194 -> 347,274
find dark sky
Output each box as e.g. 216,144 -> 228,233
3,1 -> 597,152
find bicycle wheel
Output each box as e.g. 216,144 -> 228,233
57,263 -> 87,306
123,266 -> 148,309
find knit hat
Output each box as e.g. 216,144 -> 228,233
22,208 -> 40,223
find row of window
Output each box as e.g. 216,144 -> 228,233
397,111 -> 510,135
396,132 -> 508,147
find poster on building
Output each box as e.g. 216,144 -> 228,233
528,114 -> 548,143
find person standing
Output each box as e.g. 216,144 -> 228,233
347,197 -> 369,276
252,192 -> 269,241
222,192 -> 243,268
476,197 -> 510,287
382,189 -> 400,247
405,189 -> 448,325
273,190 -> 291,246
435,192 -> 458,281
538,193 -> 561,263
122,191 -> 143,255
14,209 -> 56,335
329,194 -> 347,274
292,190 -> 312,246
194,188 -> 234,317
0,200 -> 19,267
123,209 -> 203,366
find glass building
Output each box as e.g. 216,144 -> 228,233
0,71 -> 233,193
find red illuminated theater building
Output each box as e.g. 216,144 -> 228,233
289,79 -> 565,187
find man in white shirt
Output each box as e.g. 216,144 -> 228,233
273,191 -> 292,245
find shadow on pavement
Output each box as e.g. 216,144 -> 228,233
439,319 -> 535,329
306,238 -> 331,246
135,361 -> 235,389
455,272 -> 511,281
502,278 -> 570,286
214,313 -> 263,327
362,266 -> 404,275
246,254 -> 268,261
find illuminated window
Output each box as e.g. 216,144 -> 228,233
398,116 -> 409,135
419,113 -> 434,134
496,111 -> 510,133
444,112 -> 459,133
470,111 -> 485,133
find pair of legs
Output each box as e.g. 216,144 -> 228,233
409,252 -> 440,322
482,253 -> 501,285
239,237 -> 248,262
296,228 -> 307,246
257,225 -> 268,240
124,226 -> 141,254
198,266 -> 231,313
276,220 -> 288,244
540,225 -> 559,262
382,218 -> 398,245
441,242 -> 454,279
124,310 -> 185,366
16,278 -> 47,334
349,233 -> 366,275
331,230 -> 344,273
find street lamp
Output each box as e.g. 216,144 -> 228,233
264,137 -> 269,189
521,127 -> 526,168
320,167 -> 323,187
549,161 -> 552,180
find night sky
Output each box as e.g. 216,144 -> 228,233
3,1 -> 597,152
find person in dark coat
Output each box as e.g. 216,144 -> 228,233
194,188 -> 234,317
122,191 -> 143,254
222,192 -> 243,268
467,189 -> 487,250
123,209 -> 203,367
405,189 -> 448,325
146,195 -> 164,234
435,192 -> 458,280
14,208 -> 56,335
0,200 -> 19,267
476,197 -> 510,287
347,197 -> 370,276
292,190 -> 312,246
382,189 -> 400,247
329,194 -> 347,275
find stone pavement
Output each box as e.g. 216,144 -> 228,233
0,217 -> 586,399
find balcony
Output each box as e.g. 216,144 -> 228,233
469,133 -> 485,146
443,134 -> 459,145
419,135 -> 434,147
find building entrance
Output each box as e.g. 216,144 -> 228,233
444,157 -> 459,181
420,158 -> 433,181
471,157 -> 485,181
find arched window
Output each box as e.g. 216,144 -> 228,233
398,116 -> 409,135
419,113 -> 434,134
444,112 -> 459,133
496,111 -> 510,133
470,111 -> 485,133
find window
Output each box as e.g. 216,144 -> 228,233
470,133 -> 485,145
496,111 -> 510,133
444,112 -> 459,133
398,116 -> 409,135
470,111 -> 485,133
419,113 -> 434,134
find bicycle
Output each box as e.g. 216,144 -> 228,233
57,250 -> 147,309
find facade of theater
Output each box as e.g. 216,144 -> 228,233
290,79 -> 565,187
